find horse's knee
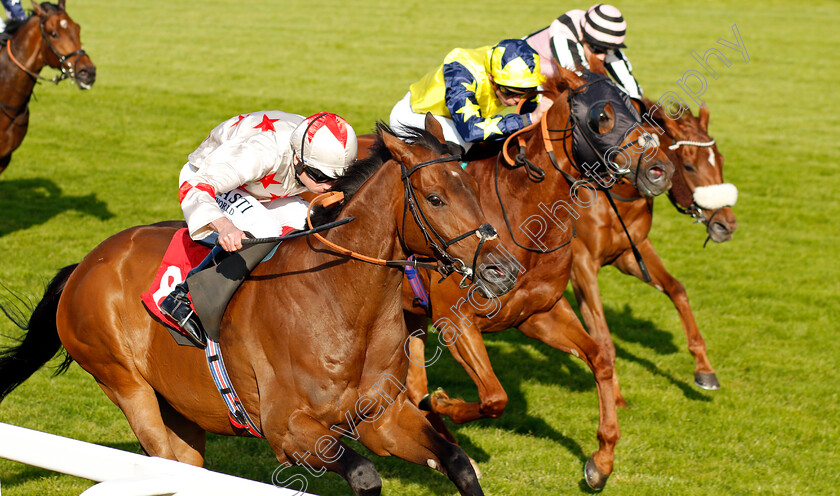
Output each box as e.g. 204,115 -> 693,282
345,455 -> 382,496
590,349 -> 615,384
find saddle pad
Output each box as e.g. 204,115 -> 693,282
141,228 -> 210,332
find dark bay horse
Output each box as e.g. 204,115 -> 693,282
0,0 -> 95,174
388,66 -> 675,490
569,99 -> 739,407
0,119 -> 517,496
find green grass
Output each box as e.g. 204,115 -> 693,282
1,0 -> 838,495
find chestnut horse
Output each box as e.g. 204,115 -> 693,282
0,0 -> 95,174
569,99 -> 739,407
0,119 -> 518,496
386,66 -> 675,490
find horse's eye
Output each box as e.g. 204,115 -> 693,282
683,163 -> 696,173
50,31 -> 58,38
426,194 -> 445,207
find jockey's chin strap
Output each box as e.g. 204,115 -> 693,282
6,11 -> 88,85
306,155 -> 497,289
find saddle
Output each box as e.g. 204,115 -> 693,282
142,228 -> 278,345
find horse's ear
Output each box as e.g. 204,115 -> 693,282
59,0 -> 66,10
424,113 -> 446,145
557,65 -> 585,90
380,129 -> 413,165
698,105 -> 710,133
586,51 -> 609,77
31,0 -> 45,16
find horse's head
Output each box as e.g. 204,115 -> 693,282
32,0 -> 95,89
548,58 -> 673,197
381,114 -> 518,297
647,101 -> 738,243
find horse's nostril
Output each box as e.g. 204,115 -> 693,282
710,222 -> 729,234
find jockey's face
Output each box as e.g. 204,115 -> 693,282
489,76 -> 533,107
298,169 -> 336,194
584,42 -> 609,62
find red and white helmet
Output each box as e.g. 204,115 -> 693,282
290,112 -> 358,178
582,4 -> 627,49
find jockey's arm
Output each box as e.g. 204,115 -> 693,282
442,62 -> 532,143
180,135 -> 277,242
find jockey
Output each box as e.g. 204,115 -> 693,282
524,3 -> 643,100
160,111 -> 357,348
1,0 -> 25,21
390,38 -> 552,153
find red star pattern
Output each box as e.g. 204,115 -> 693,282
268,192 -> 287,200
230,114 -> 247,128
306,114 -> 348,146
258,173 -> 282,189
254,114 -> 280,132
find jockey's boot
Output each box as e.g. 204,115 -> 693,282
159,245 -> 226,349
159,282 -> 207,348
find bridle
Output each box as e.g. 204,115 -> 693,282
493,77 -> 656,280
662,135 -> 728,247
307,154 -> 497,289
4,10 -> 88,86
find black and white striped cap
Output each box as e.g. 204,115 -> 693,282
582,4 -> 627,49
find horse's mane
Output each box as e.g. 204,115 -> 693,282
309,122 -> 455,227
1,17 -> 28,37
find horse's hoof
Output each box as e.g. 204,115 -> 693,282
418,394 -> 432,411
583,455 -> 610,491
694,371 -> 721,390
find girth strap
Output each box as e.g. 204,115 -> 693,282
205,338 -> 264,438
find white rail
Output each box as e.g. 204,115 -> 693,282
0,422 -> 315,496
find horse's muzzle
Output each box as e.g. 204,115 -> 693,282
706,207 -> 738,243
635,159 -> 673,197
474,259 -> 519,298
75,65 -> 96,90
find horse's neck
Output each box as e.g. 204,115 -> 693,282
322,162 -> 405,267
1,20 -> 45,107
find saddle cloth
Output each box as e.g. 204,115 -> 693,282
141,228 -> 210,340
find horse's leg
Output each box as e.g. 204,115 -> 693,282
570,249 -> 628,407
518,298 -> 619,491
404,311 -> 480,476
268,411 -> 382,496
94,378 -> 180,461
156,392 -> 207,465
424,318 -> 508,424
357,396 -> 483,496
0,154 -> 11,175
613,239 -> 719,389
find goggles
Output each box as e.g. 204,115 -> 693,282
497,84 -> 534,98
587,43 -> 609,55
301,163 -> 335,183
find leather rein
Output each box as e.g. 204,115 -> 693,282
305,154 -> 497,289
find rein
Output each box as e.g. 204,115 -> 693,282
305,154 -> 497,288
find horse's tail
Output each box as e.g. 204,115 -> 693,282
0,264 -> 78,403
